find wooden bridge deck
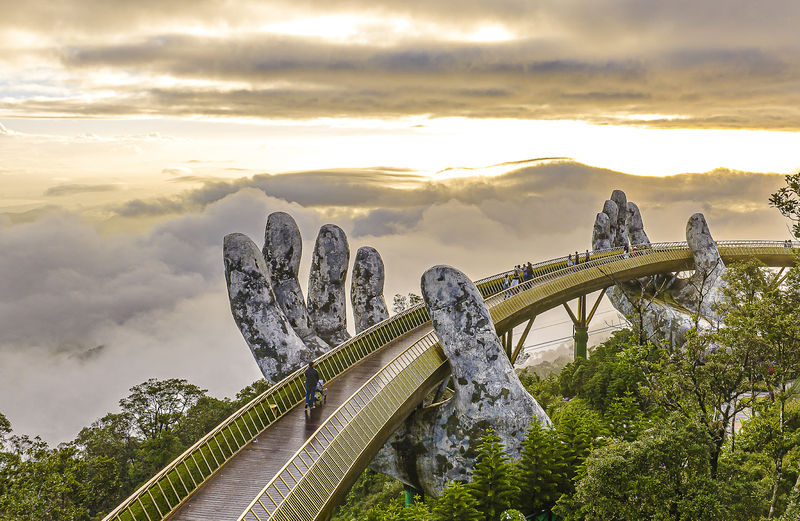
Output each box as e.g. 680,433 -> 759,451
166,324 -> 433,521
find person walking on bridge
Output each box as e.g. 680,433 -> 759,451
305,361 -> 320,409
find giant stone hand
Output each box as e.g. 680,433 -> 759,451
370,265 -> 550,496
593,189 -> 727,348
225,213 -> 375,382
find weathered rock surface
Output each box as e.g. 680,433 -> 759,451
370,265 -> 550,496
610,189 -> 629,248
601,199 -> 618,247
672,213 -> 726,322
592,191 -> 727,348
223,233 -> 313,382
592,212 -> 612,250
263,212 -> 331,353
626,202 -> 649,246
351,246 -> 389,334
307,224 -> 352,346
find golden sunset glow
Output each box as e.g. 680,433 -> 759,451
2,0 -> 800,443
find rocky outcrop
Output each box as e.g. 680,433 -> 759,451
351,246 -> 389,334
307,224 -> 352,346
223,233 -> 313,382
370,265 -> 550,495
263,212 -> 331,353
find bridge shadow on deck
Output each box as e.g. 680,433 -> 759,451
167,324 -> 433,521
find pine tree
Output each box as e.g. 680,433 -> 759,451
401,499 -> 432,521
469,428 -> 520,521
433,481 -> 483,521
554,411 -> 593,489
517,420 -> 566,516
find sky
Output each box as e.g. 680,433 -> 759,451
1,0 -> 800,444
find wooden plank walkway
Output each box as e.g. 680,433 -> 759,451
166,324 -> 433,521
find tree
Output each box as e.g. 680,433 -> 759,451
119,378 -> 206,440
0,436 -> 120,521
558,329 -> 645,414
551,399 -> 605,487
769,172 -> 800,239
392,293 -> 423,314
516,420 -> 565,516
0,412 -> 10,445
233,379 -> 272,408
433,481 -> 482,521
604,392 -> 650,442
558,414 -> 730,521
715,261 -> 800,516
469,429 -> 519,521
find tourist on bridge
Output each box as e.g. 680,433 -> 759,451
567,254 -> 573,267
526,262 -> 534,281
305,361 -> 320,410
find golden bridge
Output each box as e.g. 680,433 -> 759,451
101,240 -> 797,521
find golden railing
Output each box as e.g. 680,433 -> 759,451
237,240 -> 797,521
100,271 -> 513,521
239,332 -> 448,521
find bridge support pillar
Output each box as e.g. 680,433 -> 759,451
573,326 -> 589,359
563,288 -> 607,359
404,484 -> 422,507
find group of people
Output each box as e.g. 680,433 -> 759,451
567,250 -> 591,267
503,262 -> 535,290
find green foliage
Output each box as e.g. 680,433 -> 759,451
0,378 -> 272,521
604,392 -> 650,442
402,499 -> 433,521
0,412 -> 10,442
557,414 -> 734,521
119,378 -> 206,440
179,396 -> 237,446
551,399 -> 605,485
517,420 -> 566,515
770,172 -> 800,239
234,379 -> 272,407
500,510 -> 525,521
0,436 -> 120,521
557,329 -> 644,414
332,468 -> 404,521
392,293 -> 423,314
519,371 -> 561,417
470,428 -> 520,521
433,481 -> 482,521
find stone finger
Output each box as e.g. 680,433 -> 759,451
626,202 -> 650,246
351,246 -> 389,334
223,233 -> 311,383
592,211 -> 612,250
610,189 -> 629,248
307,224 -> 352,346
263,212 -> 331,354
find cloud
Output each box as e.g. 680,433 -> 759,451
3,1 -> 800,128
0,123 -> 19,135
161,166 -> 193,176
0,164 -> 794,443
44,183 -> 125,196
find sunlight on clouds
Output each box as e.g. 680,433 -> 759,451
465,26 -> 515,42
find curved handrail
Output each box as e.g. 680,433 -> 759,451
100,268 -> 524,521
238,240 -> 798,521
